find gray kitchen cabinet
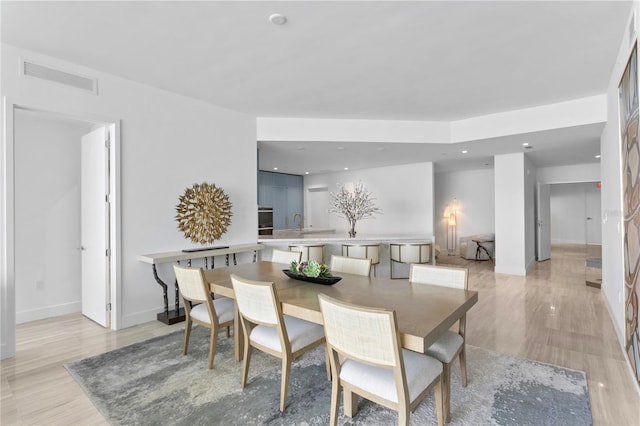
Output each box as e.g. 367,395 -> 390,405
258,171 -> 303,229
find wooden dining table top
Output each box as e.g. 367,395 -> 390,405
204,261 -> 478,354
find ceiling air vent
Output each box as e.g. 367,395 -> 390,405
21,59 -> 98,94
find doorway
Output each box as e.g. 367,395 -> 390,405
549,182 -> 602,246
536,181 -> 602,263
307,187 -> 329,229
1,103 -> 121,359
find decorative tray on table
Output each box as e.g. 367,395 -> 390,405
282,270 -> 342,285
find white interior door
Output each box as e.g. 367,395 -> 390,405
307,187 -> 329,229
536,183 -> 551,261
81,126 -> 109,327
585,185 -> 602,245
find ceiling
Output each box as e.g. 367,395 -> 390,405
1,1 -> 631,174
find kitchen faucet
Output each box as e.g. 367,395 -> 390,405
293,213 -> 302,232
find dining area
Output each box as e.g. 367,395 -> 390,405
173,249 -> 478,426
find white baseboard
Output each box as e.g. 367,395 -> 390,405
16,301 -> 81,324
121,306 -> 166,329
494,264 -> 526,276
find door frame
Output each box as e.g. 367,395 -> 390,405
1,99 -> 122,359
536,183 -> 551,261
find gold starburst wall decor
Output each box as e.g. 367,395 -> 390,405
175,182 -> 232,245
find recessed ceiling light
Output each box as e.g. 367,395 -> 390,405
376,147 -> 385,151
273,167 -> 278,170
522,142 -> 529,146
305,171 -> 309,175
344,167 -> 349,170
595,154 -> 601,158
269,13 -> 287,25
461,150 -> 468,154
337,147 -> 345,150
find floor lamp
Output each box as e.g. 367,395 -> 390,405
445,199 -> 458,255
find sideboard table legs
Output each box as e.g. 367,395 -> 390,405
152,264 -> 185,325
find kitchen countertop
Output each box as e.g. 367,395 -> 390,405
258,233 -> 434,244
272,228 -> 336,238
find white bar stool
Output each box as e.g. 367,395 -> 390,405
288,244 -> 325,263
341,242 -> 381,276
389,242 -> 432,279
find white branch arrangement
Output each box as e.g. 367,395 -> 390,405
329,182 -> 382,237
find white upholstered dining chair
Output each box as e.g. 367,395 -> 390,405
173,265 -> 234,369
318,294 -> 444,426
230,274 -> 325,412
271,248 -> 302,265
409,263 -> 468,423
329,255 -> 372,277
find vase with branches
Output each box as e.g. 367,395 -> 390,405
329,182 -> 381,238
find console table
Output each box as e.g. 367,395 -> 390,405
138,243 -> 263,324
472,238 -> 494,262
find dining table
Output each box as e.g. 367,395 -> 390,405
205,260 -> 478,356
204,260 -> 478,420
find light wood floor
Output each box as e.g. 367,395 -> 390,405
2,244 -> 639,425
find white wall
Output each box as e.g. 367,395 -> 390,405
524,155 -> 537,272
599,3 -> 638,344
14,111 -> 93,323
537,163 -> 600,183
258,96 -> 606,145
2,43 -> 258,350
550,183 -> 602,245
434,168 -> 495,252
303,162 -> 434,236
494,153 -> 527,275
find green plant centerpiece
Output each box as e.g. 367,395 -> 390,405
284,260 -> 342,285
289,260 -> 331,278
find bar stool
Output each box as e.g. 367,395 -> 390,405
341,242 -> 381,276
389,241 -> 432,279
288,244 -> 325,263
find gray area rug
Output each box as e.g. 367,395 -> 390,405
65,327 -> 592,425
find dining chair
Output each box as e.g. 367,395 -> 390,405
230,273 -> 325,412
409,263 -> 468,422
173,265 -> 234,369
329,255 -> 372,277
318,294 -> 443,426
271,248 -> 302,265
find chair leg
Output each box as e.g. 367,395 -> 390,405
324,345 -> 331,381
344,390 -> 358,417
226,325 -> 231,338
442,363 -> 451,423
280,356 -> 292,412
459,344 -> 467,387
241,344 -> 252,388
329,372 -> 341,426
183,318 -> 192,355
207,326 -> 218,369
434,377 -> 444,426
398,404 -> 410,426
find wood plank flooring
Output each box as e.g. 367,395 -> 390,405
2,244 -> 639,425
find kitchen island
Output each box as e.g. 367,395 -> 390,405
258,233 -> 436,279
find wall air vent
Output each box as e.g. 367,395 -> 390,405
21,59 -> 98,94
